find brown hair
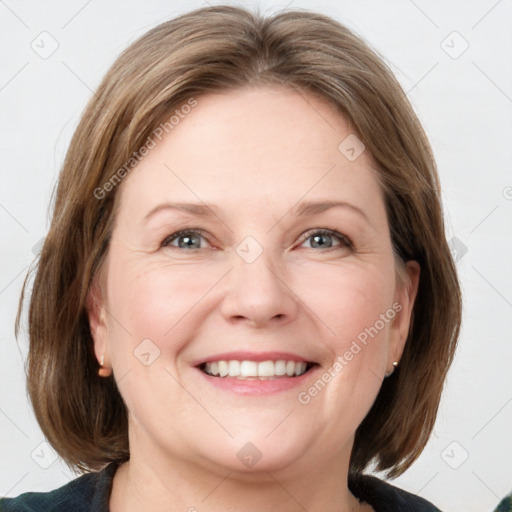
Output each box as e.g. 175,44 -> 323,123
17,4 -> 462,477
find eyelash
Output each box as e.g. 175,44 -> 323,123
161,228 -> 354,252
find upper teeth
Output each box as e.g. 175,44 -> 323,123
203,360 -> 308,379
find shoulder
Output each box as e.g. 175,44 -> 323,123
0,463 -> 118,512
349,472 -> 442,512
494,493 -> 512,512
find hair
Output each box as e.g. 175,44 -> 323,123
17,4 -> 462,478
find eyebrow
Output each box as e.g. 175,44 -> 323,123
144,200 -> 370,224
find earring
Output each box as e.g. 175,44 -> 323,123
385,361 -> 399,378
98,353 -> 112,377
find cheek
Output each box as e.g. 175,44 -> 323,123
105,260 -> 219,364
290,264 -> 395,445
295,260 -> 395,351
103,262 -> 210,427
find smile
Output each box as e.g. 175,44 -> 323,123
201,360 -> 313,379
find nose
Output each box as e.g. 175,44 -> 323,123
219,248 -> 298,329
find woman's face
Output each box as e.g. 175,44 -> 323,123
90,85 -> 419,477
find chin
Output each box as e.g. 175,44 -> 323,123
190,429 -> 316,478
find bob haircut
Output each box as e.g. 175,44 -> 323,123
17,4 -> 462,478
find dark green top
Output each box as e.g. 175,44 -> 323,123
494,494 -> 512,512
0,462 -> 444,511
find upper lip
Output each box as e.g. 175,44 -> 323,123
192,351 -> 315,366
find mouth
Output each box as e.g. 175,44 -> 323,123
192,351 -> 320,395
197,359 -> 317,380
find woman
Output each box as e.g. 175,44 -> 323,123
1,5 -> 461,511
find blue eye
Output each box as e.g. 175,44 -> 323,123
161,228 -> 353,252
300,229 -> 353,251
162,229 -> 207,250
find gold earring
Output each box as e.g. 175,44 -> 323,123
98,353 -> 112,377
385,361 -> 399,378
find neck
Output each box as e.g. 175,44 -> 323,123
109,430 -> 363,512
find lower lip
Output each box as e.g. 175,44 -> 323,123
196,366 -> 319,395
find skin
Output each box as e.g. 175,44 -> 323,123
88,85 -> 420,512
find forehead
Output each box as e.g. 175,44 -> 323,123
116,85 -> 386,228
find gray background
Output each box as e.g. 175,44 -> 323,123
1,1 -> 511,510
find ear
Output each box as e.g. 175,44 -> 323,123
86,277 -> 110,368
387,260 -> 420,373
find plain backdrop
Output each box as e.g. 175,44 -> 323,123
1,1 -> 511,511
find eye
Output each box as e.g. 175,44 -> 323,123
162,229 -> 209,250
161,228 -> 353,252
299,229 -> 353,251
